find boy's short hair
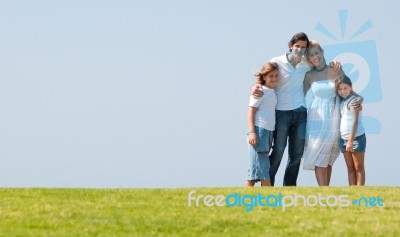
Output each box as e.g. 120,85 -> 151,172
255,62 -> 279,85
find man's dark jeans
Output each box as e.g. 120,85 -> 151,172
269,106 -> 307,186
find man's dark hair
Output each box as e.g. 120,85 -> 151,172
288,32 -> 310,52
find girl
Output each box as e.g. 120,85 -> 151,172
246,62 -> 279,187
336,75 -> 366,186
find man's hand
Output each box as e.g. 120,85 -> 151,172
251,84 -> 263,98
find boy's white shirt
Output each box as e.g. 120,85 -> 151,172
249,86 -> 277,131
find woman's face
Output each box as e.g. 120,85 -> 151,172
263,69 -> 279,89
307,46 -> 324,67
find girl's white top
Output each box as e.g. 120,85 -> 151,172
340,95 -> 365,139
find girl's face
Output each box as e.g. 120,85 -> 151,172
307,46 -> 325,67
263,69 -> 279,89
337,83 -> 352,99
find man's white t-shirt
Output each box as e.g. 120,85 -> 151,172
248,86 -> 277,131
270,54 -> 311,110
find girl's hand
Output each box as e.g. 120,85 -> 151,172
248,133 -> 258,146
346,141 -> 354,152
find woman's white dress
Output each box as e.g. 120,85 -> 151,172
303,80 -> 341,170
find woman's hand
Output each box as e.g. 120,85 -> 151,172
329,61 -> 342,71
349,96 -> 363,111
350,96 -> 363,105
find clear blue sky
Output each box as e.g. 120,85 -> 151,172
0,1 -> 398,187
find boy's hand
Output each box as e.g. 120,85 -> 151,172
248,133 -> 258,146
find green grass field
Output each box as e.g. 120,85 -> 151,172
0,187 -> 399,236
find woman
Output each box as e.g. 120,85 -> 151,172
302,40 -> 361,186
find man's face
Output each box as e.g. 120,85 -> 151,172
290,40 -> 308,58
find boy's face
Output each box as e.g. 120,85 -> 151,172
337,83 -> 352,99
263,69 -> 279,89
290,40 -> 308,58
